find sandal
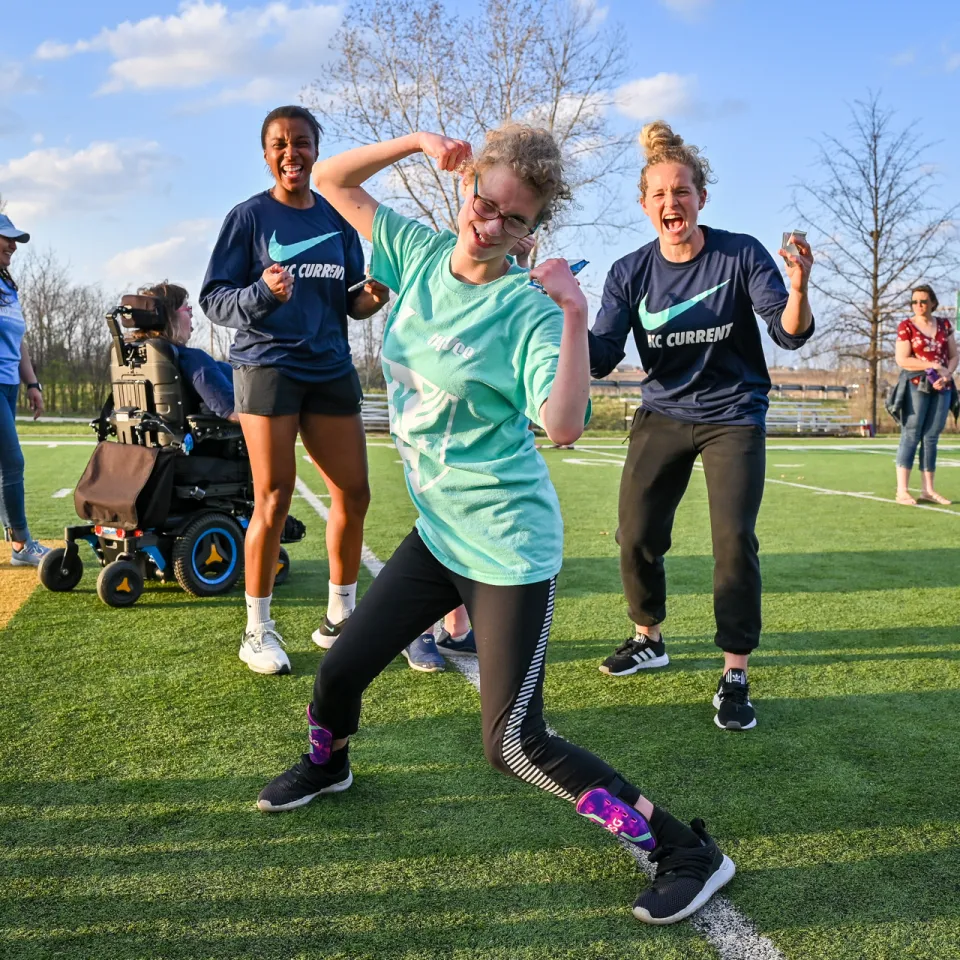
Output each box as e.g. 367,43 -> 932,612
918,492 -> 953,505
895,492 -> 917,505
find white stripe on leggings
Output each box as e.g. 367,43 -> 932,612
498,579 -> 574,801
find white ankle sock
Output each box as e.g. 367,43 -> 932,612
245,593 -> 272,632
327,581 -> 357,624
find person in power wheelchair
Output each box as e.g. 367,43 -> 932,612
38,287 -> 305,607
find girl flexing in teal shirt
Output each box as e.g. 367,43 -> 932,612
257,125 -> 735,925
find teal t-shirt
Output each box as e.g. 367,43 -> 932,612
371,204 -> 571,586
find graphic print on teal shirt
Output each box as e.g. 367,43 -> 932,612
371,203 -> 573,586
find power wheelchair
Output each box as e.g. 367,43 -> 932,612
37,294 -> 306,607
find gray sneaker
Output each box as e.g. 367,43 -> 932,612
11,539 -> 50,567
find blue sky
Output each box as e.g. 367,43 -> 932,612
2,0 -> 959,364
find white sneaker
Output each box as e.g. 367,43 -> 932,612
239,620 -> 291,675
10,539 -> 50,567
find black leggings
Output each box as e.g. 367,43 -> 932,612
619,409 -> 766,654
312,528 -> 640,805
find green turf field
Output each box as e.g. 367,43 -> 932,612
2,431 -> 959,959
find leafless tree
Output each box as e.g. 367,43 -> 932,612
793,93 -> 959,427
303,0 -> 636,261
14,248 -> 113,413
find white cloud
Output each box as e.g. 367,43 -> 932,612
658,0 -> 713,20
947,52 -> 960,72
0,61 -> 43,138
35,0 -> 342,106
613,73 -> 745,123
891,48 -> 915,67
0,140 -> 176,219
614,73 -> 696,121
105,219 -> 219,291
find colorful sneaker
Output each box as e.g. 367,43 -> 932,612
312,615 -> 348,650
576,788 -> 655,849
435,626 -> 477,656
713,668 -> 756,731
599,635 -> 669,676
10,539 -> 50,567
402,633 -> 445,672
633,818 -> 735,925
238,621 -> 291,675
257,752 -> 353,811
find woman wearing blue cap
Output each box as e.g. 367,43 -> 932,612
0,212 -> 49,565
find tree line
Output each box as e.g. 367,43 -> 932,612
4,2 -> 957,422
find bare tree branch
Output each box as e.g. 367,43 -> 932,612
303,0 -> 635,258
793,92 -> 959,426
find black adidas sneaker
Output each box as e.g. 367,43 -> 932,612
633,816 -> 735,925
257,751 -> 353,812
599,636 -> 669,676
713,668 -> 756,730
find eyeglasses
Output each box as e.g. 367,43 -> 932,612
472,176 -> 541,239
912,299 -> 930,305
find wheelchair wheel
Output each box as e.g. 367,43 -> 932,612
97,560 -> 144,608
38,547 -> 84,592
274,547 -> 291,587
173,513 -> 244,597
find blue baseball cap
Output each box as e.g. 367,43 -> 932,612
0,214 -> 29,243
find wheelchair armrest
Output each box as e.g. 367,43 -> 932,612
186,413 -> 244,442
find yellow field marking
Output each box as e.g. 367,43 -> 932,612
0,541 -> 56,630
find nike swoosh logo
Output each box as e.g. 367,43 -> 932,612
637,280 -> 731,331
268,230 -> 341,262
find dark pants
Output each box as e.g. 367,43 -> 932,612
313,528 -> 640,805
619,409 -> 766,655
0,383 -> 28,542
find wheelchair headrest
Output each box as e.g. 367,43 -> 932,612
116,294 -> 167,331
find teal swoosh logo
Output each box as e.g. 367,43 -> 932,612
268,230 -> 340,262
638,280 -> 731,331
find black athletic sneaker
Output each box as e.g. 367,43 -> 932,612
257,752 -> 353,812
713,668 -> 756,731
599,636 -> 669,676
633,818 -> 735,924
311,616 -> 348,651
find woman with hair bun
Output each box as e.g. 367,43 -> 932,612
257,124 -> 737,926
893,283 -> 957,505
590,121 -> 815,731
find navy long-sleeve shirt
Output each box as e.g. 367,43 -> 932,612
589,227 -> 814,426
177,345 -> 235,419
200,190 -> 365,382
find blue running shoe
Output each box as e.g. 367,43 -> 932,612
10,539 -> 50,567
402,633 -> 445,672
435,626 -> 477,656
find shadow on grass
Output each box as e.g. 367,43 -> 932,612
543,625 -> 960,668
559,550 -> 960,597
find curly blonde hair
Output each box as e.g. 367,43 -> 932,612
638,120 -> 715,200
463,124 -> 572,225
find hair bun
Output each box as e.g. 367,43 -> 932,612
639,121 -> 684,161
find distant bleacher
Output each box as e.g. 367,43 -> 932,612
595,379 -> 868,437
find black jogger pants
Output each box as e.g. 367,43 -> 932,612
312,528 -> 640,805
618,409 -> 766,655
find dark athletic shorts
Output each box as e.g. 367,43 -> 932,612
233,366 -> 364,418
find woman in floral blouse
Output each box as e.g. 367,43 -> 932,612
894,284 -> 957,504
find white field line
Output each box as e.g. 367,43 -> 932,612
564,452 -> 960,517
296,470 -> 785,958
294,477 -> 383,575
51,488 -> 73,498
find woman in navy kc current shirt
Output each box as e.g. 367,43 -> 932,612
589,121 -> 815,731
201,106 -> 389,676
